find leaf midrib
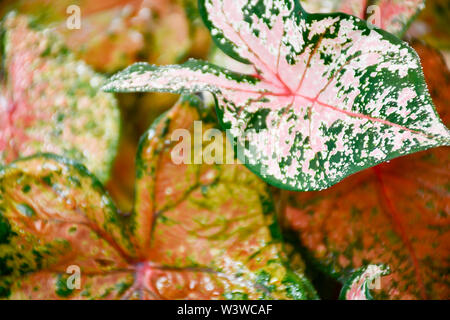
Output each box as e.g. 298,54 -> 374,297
372,166 -> 427,299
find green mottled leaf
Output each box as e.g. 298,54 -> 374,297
0,97 -> 317,300
104,0 -> 449,191
0,154 -> 136,299
0,14 -> 119,182
301,0 -> 425,38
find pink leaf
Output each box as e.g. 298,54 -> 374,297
105,0 -> 449,191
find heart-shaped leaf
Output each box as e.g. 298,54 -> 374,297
339,264 -> 390,300
283,42 -> 450,300
0,14 -> 120,182
0,97 -> 317,299
301,0 -> 425,38
104,0 -> 450,191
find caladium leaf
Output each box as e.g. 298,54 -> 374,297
301,0 -> 425,38
0,154 -> 137,299
0,97 -> 317,300
104,0 -> 450,191
58,0 -> 193,71
0,1 -> 146,73
339,264 -> 391,300
285,144 -> 450,299
0,14 -> 120,183
283,42 -> 450,300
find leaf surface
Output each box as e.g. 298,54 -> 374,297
0,98 -> 317,299
371,0 -> 425,36
284,43 -> 450,299
0,14 -> 120,182
104,0 -> 450,191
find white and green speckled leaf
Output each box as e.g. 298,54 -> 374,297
301,0 -> 425,38
0,14 -> 120,182
104,0 -> 450,191
339,264 -> 391,300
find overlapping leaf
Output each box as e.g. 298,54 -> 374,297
371,0 -> 425,36
0,155 -> 136,299
104,0 -> 450,191
301,0 -> 425,37
58,0 -> 194,71
0,14 -> 120,182
284,42 -> 450,300
301,0 -> 367,19
0,98 -> 317,299
339,264 -> 390,300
